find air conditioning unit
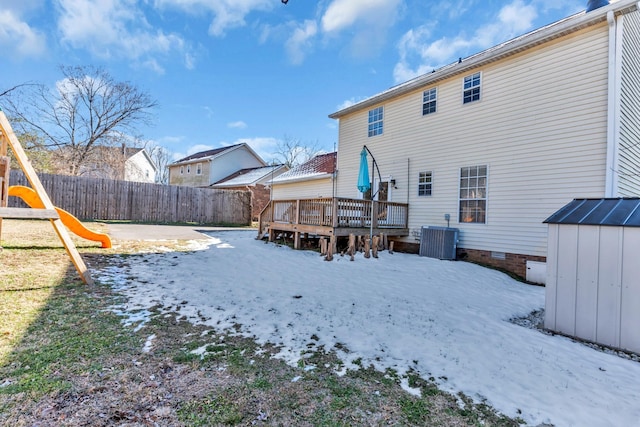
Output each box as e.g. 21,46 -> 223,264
419,226 -> 459,260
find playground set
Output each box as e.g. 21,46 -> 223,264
0,110 -> 111,285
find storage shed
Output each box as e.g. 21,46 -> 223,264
544,198 -> 640,354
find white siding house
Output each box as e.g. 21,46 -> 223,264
328,1 -> 640,279
124,149 -> 157,183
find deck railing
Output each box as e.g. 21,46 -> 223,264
258,197 -> 408,234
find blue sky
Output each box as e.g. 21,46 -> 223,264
1,0 -> 588,163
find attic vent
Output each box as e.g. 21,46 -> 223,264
419,226 -> 459,260
586,0 -> 609,12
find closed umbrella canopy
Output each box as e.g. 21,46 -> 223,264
357,148 -> 371,193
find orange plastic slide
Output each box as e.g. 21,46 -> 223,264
8,185 -> 112,248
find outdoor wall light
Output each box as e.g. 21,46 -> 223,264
390,179 -> 396,188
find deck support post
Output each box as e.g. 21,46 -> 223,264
294,231 -> 301,249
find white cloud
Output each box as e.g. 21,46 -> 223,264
154,0 -> 273,37
0,9 -> 46,58
227,121 -> 247,129
232,137 -> 279,163
393,0 -> 540,83
321,0 -> 402,59
321,0 -> 401,34
336,97 -> 367,111
285,20 -> 317,65
56,0 -> 192,72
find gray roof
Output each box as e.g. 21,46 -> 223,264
544,198 -> 640,227
172,144 -> 242,164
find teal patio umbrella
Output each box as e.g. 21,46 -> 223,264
357,148 -> 371,193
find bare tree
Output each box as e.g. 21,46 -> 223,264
5,66 -> 157,176
273,134 -> 321,168
0,83 -> 35,99
147,144 -> 171,184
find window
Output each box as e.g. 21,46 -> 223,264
180,166 -> 184,175
196,163 -> 202,175
422,88 -> 437,115
186,164 -> 191,174
463,72 -> 481,104
368,106 -> 384,137
418,171 -> 433,196
459,165 -> 487,223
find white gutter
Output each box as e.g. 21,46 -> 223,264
272,173 -> 332,185
605,10 -> 624,197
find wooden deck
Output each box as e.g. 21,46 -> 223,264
258,197 -> 409,249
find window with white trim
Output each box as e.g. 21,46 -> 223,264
459,165 -> 487,223
418,171 -> 433,196
463,72 -> 481,104
422,88 -> 437,115
186,164 -> 191,174
180,166 -> 184,175
368,106 -> 383,137
196,163 -> 202,175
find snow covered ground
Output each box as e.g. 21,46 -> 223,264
95,230 -> 640,427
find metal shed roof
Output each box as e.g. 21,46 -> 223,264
544,198 -> 640,227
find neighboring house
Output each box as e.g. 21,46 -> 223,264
72,146 -> 157,183
212,164 -> 289,221
271,152 -> 337,200
168,143 -> 266,187
124,148 -> 157,183
327,0 -> 640,280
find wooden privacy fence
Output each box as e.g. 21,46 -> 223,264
8,170 -> 251,225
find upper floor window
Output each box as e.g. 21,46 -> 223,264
186,164 -> 191,174
196,163 -> 202,175
180,166 -> 184,175
463,72 -> 481,104
368,106 -> 384,137
459,165 -> 487,223
422,88 -> 437,115
418,171 -> 433,196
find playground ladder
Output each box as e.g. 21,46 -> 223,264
0,110 -> 93,285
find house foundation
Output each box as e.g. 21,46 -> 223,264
389,240 -> 546,282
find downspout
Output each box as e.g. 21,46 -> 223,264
605,10 -> 621,197
406,158 -> 410,205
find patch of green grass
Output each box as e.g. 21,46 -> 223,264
250,375 -> 272,390
399,396 -> 432,424
0,282 -> 139,399
456,393 -> 524,427
183,340 -> 205,351
206,344 -> 226,352
173,351 -> 202,364
178,395 -> 244,426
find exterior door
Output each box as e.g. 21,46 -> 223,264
374,177 -> 392,202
